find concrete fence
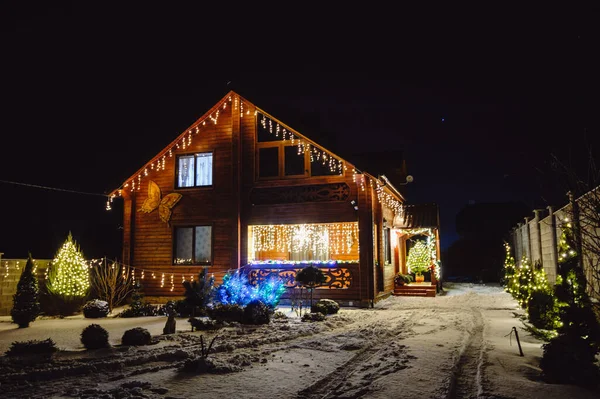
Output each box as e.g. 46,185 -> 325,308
509,190 -> 600,303
0,258 -> 52,316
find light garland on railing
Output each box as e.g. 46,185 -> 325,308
257,113 -> 345,175
250,222 -> 359,257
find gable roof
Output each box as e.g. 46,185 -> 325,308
107,91 -> 405,205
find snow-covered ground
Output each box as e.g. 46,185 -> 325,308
0,282 -> 598,399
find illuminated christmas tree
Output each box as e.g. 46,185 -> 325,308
47,232 -> 90,301
406,240 -> 431,276
540,219 -> 600,387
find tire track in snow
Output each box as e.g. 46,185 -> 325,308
445,307 -> 486,399
296,309 -> 428,399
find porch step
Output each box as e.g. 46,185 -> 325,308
393,284 -> 436,297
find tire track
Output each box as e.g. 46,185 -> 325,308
445,307 -> 486,399
296,309 -> 428,399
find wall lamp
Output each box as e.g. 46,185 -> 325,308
379,174 -> 414,186
350,200 -> 359,211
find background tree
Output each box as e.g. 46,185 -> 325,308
90,258 -> 134,313
46,232 -> 90,314
11,253 -> 40,328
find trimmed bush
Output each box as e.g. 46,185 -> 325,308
6,338 -> 58,357
83,299 -> 110,318
118,284 -> 160,317
209,304 -> 244,323
272,311 -> 288,320
81,324 -> 110,349
242,300 -> 270,325
121,327 -> 152,346
312,299 -> 340,315
302,312 -> 325,322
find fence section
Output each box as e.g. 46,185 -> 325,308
509,193 -> 599,303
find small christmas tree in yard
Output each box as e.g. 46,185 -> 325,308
46,232 -> 90,314
540,219 -> 600,388
11,253 -> 41,328
183,267 -> 215,316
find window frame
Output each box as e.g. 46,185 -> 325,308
384,227 -> 392,265
256,140 -> 309,180
174,151 -> 214,189
172,224 -> 214,266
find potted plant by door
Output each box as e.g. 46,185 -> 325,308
394,273 -> 414,287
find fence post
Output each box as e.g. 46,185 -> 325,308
524,217 -> 532,261
547,205 -> 559,280
533,209 -> 544,266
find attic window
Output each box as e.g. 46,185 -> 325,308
176,152 -> 213,188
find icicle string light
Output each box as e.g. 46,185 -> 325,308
109,95 -> 240,203
376,181 -> 403,215
257,113 -> 345,175
250,222 -> 359,258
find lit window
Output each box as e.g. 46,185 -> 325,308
174,226 -> 212,265
177,153 -> 213,188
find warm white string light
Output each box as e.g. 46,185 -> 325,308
257,113 -> 344,174
251,222 -> 359,257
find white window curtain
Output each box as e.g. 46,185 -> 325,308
175,227 -> 193,263
196,153 -> 213,186
194,226 -> 212,263
178,155 -> 195,187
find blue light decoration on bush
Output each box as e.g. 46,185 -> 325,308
215,269 -> 287,308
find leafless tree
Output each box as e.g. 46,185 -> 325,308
90,258 -> 135,313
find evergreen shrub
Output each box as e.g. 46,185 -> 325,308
209,304 -> 244,323
11,254 -> 40,328
6,338 -> 58,357
83,299 -> 110,318
121,327 -> 152,346
312,299 -> 340,315
81,324 -> 110,349
242,300 -> 270,325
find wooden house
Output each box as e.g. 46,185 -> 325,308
107,91 -> 441,306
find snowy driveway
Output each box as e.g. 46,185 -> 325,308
0,283 -> 598,398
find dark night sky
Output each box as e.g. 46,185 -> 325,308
1,3 -> 599,262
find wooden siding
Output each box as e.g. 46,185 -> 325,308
122,102 -> 237,296
118,92 -> 405,304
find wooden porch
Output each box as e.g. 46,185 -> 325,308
393,282 -> 437,297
